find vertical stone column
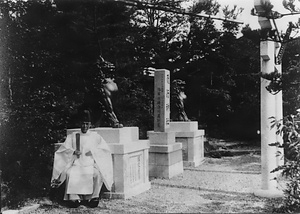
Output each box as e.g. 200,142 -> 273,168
154,69 -> 170,132
148,69 -> 183,179
274,43 -> 284,168
254,40 -> 284,197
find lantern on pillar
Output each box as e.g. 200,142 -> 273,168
254,0 -> 272,29
253,0 -> 276,40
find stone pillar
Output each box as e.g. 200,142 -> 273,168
148,69 -> 183,179
254,40 -> 284,198
154,69 -> 171,132
274,42 -> 284,169
169,121 -> 205,167
67,127 -> 151,199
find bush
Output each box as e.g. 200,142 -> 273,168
271,110 -> 300,213
0,109 -> 66,208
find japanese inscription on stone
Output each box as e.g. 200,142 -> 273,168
154,69 -> 170,132
129,152 -> 142,186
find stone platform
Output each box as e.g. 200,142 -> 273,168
169,122 -> 205,167
67,127 -> 151,199
148,131 -> 183,179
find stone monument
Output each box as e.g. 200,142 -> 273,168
148,69 -> 184,179
66,126 -> 151,199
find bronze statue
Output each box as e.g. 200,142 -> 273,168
80,55 -> 123,128
170,79 -> 189,122
96,78 -> 123,128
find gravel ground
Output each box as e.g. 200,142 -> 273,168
14,154 -> 285,213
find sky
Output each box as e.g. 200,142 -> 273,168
217,0 -> 300,32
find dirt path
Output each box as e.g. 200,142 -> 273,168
15,154 -> 284,213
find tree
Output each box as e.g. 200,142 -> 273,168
0,0 -> 70,206
169,0 -> 254,138
282,39 -> 300,115
0,0 -> 138,206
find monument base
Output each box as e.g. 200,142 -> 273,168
102,181 -> 151,199
169,121 -> 198,132
67,127 -> 151,199
169,122 -> 205,167
148,138 -> 183,179
253,188 -> 284,198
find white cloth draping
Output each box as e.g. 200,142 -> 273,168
51,130 -> 113,200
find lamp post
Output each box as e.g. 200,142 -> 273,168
254,0 -> 284,198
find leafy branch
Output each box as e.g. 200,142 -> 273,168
270,111 -> 300,212
261,68 -> 282,94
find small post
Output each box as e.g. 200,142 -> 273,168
76,133 -> 80,158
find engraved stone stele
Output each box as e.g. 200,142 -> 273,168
153,69 -> 170,132
67,127 -> 151,199
148,69 -> 183,179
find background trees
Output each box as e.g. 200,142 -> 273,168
0,0 -> 299,208
282,39 -> 300,115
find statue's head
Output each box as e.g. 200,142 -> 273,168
104,78 -> 118,93
80,110 -> 91,133
172,79 -> 186,92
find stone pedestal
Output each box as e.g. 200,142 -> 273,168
67,127 -> 151,199
169,121 -> 205,167
147,69 -> 183,179
148,131 -> 183,179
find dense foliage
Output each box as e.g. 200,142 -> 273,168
282,40 -> 300,116
270,111 -> 300,213
0,0 -> 299,208
270,40 -> 300,213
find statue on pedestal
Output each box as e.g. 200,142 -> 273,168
81,56 -> 123,128
170,79 -> 189,122
96,78 -> 123,128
